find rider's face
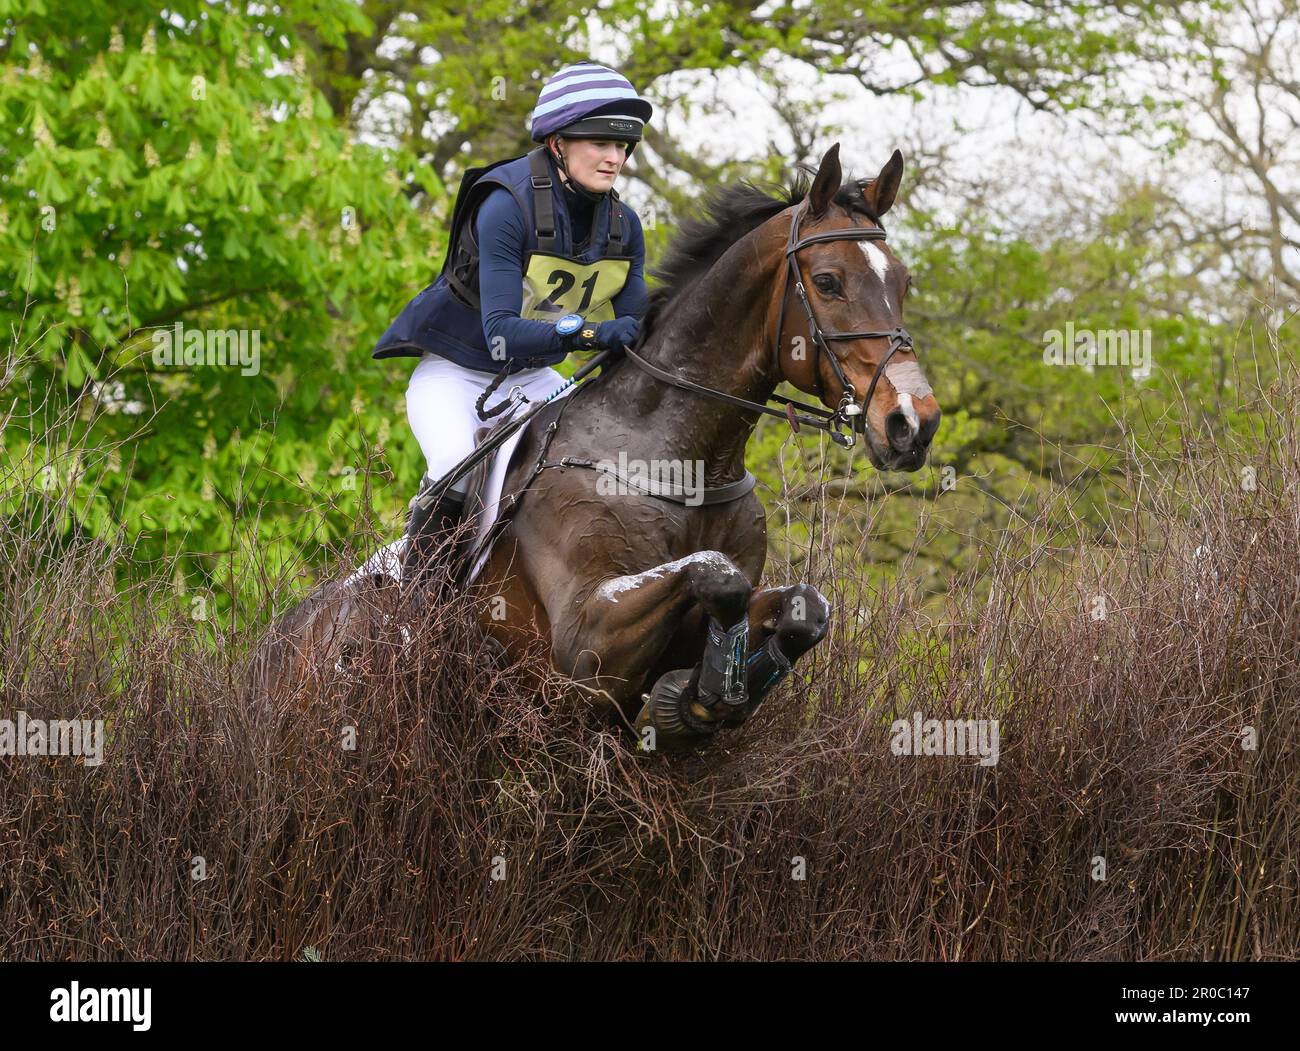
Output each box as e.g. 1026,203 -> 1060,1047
555,137 -> 629,193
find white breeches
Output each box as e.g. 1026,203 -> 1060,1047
405,352 -> 567,494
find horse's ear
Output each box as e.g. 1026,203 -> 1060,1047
808,143 -> 842,217
860,149 -> 904,216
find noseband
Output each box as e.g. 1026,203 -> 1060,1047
624,200 -> 917,448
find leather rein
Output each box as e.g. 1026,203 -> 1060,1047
624,199 -> 916,449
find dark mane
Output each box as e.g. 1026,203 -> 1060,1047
639,169 -> 881,340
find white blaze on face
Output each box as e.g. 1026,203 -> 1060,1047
860,241 -> 893,313
854,238 -> 932,436
895,391 -> 919,431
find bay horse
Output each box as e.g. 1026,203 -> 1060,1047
260,144 -> 940,748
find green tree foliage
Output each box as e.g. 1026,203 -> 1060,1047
1,1 -> 439,612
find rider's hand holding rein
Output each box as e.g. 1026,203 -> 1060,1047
596,315 -> 640,354
553,312 -> 641,355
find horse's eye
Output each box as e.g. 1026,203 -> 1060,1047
813,274 -> 839,295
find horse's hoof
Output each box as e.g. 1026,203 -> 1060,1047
718,699 -> 751,728
478,633 -> 508,671
634,668 -> 719,750
332,639 -> 365,683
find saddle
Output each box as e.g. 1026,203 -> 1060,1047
405,392 -> 574,588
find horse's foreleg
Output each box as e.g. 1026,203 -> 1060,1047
633,581 -> 831,744
730,583 -> 831,725
550,551 -> 754,738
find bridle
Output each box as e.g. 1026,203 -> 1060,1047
775,200 -> 916,440
624,198 -> 917,448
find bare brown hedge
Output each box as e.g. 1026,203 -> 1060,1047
2,367 -> 1298,961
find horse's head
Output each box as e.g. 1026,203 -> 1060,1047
774,144 -> 940,472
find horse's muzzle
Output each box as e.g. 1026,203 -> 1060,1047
870,404 -> 940,472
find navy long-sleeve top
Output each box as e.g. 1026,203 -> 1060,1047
474,181 -> 649,360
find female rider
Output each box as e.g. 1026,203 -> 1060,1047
373,62 -> 652,580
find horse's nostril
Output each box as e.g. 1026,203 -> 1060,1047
917,407 -> 941,447
885,409 -> 914,451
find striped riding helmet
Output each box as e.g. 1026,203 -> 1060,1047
529,62 -> 653,148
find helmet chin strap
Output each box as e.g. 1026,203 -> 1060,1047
548,136 -> 608,203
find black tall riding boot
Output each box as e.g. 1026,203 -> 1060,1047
405,477 -> 466,596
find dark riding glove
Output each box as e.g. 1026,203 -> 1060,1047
596,315 -> 640,353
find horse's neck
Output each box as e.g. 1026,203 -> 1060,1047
605,245 -> 779,481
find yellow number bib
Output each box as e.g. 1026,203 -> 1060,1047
521,253 -> 631,324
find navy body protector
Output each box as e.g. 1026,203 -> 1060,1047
372,148 -> 630,373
